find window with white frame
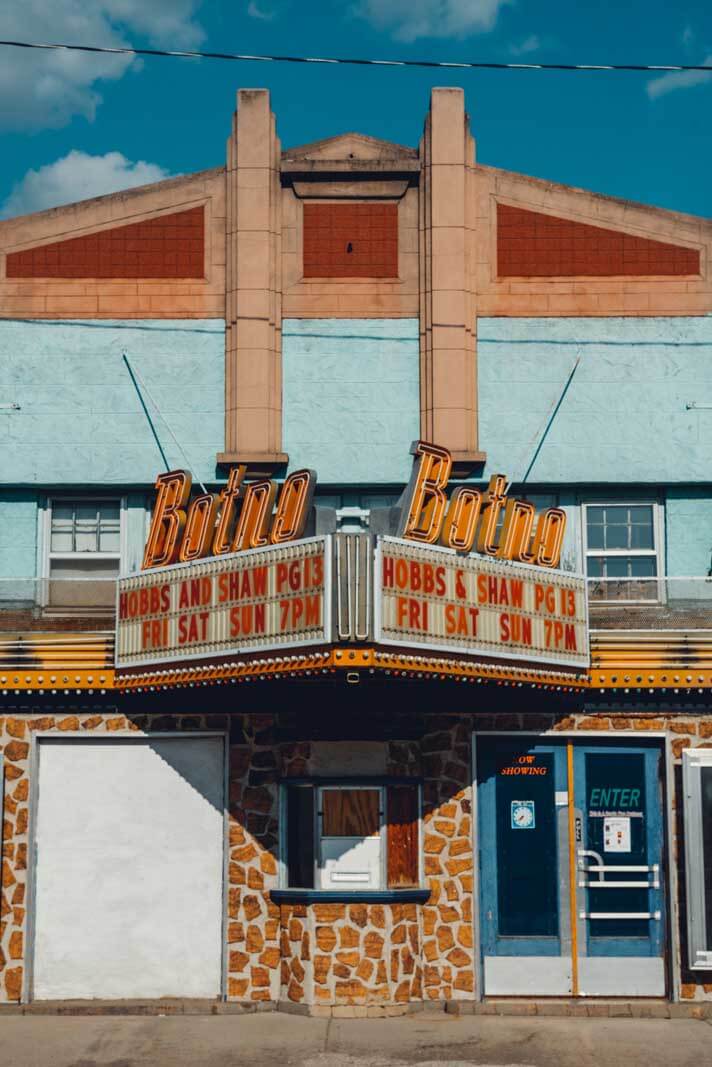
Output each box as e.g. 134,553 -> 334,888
683,749 -> 712,969
583,503 -> 661,600
283,781 -> 420,891
45,499 -> 122,609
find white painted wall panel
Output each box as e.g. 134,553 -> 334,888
32,736 -> 224,1000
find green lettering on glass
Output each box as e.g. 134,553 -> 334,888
589,786 -> 642,809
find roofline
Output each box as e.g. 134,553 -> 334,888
0,166 -> 225,229
282,131 -> 418,161
477,163 -> 712,230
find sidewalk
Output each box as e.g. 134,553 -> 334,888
0,1010 -> 710,1067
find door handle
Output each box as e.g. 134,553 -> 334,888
579,910 -> 661,921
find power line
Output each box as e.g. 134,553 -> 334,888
0,38 -> 711,74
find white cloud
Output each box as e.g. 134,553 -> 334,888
1,149 -> 171,218
646,54 -> 712,100
247,1 -> 276,20
0,1 -> 205,131
354,0 -> 511,43
509,34 -> 540,56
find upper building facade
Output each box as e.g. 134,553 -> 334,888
1,88 -> 712,1012
1,88 -> 712,601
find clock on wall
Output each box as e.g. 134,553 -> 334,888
511,800 -> 536,830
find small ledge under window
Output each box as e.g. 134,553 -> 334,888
271,888 -> 430,905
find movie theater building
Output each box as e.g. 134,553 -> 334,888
1,87 -> 712,1013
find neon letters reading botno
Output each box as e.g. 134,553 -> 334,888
141,440 -> 566,571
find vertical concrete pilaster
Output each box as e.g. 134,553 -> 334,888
419,89 -> 484,470
219,90 -> 287,473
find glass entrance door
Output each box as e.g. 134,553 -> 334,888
477,737 -> 666,997
478,740 -> 572,995
573,745 -> 665,995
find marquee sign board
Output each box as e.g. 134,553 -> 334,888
375,536 -> 589,670
116,536 -> 331,669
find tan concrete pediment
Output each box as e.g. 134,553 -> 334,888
282,132 -> 417,163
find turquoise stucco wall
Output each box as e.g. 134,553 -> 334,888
282,319 -> 420,484
478,317 -> 712,484
0,492 -> 37,595
2,313 -> 712,578
0,319 -> 224,487
665,489 -> 712,576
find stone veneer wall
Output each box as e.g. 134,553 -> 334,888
1,701 -> 711,1007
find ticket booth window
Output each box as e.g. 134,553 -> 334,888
283,782 -> 420,891
683,749 -> 712,969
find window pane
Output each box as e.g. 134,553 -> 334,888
387,785 -> 419,888
586,753 -> 649,938
99,529 -> 121,552
586,556 -> 605,578
605,524 -> 629,550
322,789 -> 380,837
630,525 -> 653,550
51,503 -> 74,552
630,505 -> 653,525
605,557 -> 629,578
51,500 -> 121,555
52,504 -> 74,524
286,786 -> 314,889
74,504 -> 99,552
587,524 -> 604,550
604,506 -> 627,525
587,506 -> 605,526
629,556 -> 657,577
50,530 -> 73,552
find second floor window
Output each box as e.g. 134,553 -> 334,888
46,500 -> 122,609
584,503 -> 660,600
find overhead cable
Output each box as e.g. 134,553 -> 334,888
0,38 -> 711,74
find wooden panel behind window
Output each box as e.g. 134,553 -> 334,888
387,785 -> 419,888
303,203 -> 398,278
321,789 -> 380,837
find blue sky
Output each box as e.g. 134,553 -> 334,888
1,1 -> 711,218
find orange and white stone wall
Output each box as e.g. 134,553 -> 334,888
1,698 -> 711,1009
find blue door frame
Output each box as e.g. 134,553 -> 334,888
477,736 -> 667,995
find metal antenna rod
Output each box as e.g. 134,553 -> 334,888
122,351 -> 208,493
518,352 -> 582,487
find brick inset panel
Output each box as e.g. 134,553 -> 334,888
497,203 -> 700,278
303,203 -> 398,278
6,206 -> 205,279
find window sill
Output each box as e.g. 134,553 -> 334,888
271,888 -> 431,905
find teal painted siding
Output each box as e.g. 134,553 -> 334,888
2,314 -> 712,579
478,317 -> 712,485
0,319 -> 224,487
665,489 -> 712,577
282,319 -> 420,484
0,491 -> 37,598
